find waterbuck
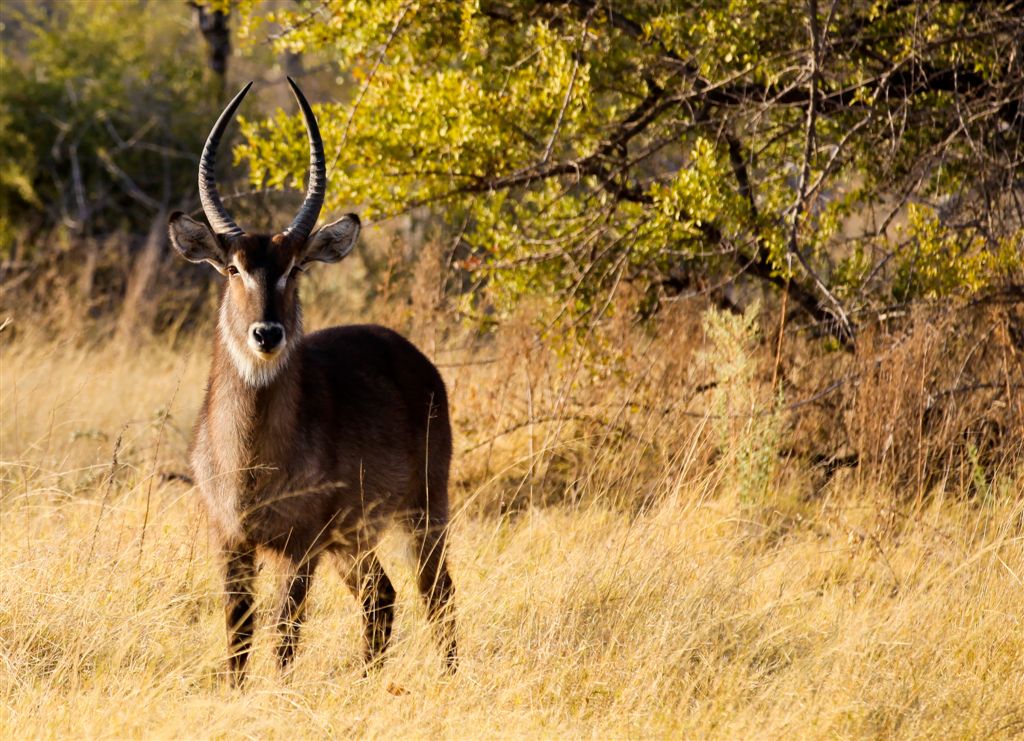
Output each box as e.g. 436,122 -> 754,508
168,79 -> 456,683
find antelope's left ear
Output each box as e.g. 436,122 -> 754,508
300,214 -> 360,266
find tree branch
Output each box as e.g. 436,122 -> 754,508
786,0 -> 855,344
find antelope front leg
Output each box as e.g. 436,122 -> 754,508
224,545 -> 257,686
276,557 -> 317,669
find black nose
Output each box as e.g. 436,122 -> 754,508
251,324 -> 284,351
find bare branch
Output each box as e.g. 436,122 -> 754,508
786,0 -> 855,344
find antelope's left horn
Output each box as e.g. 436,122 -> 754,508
281,77 -> 326,243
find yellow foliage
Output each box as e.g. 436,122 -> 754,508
894,204 -> 1023,300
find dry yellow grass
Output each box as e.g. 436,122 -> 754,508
2,308 -> 1022,739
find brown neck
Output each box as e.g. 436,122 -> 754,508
206,327 -> 303,486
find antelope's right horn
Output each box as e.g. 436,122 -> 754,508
199,81 -> 253,239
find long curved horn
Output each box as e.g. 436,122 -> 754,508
199,81 -> 253,239
281,77 -> 326,242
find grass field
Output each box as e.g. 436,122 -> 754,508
2,303 -> 1022,739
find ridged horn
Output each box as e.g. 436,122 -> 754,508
199,81 -> 253,239
281,76 -> 326,242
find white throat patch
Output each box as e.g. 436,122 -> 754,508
218,298 -> 298,388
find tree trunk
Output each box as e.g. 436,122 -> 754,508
191,3 -> 230,82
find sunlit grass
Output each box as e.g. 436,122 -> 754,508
1,327 -> 1022,739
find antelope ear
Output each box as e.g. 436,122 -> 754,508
300,214 -> 360,266
168,211 -> 228,273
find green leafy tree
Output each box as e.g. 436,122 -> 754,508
0,0 -> 219,257
236,0 -> 1024,345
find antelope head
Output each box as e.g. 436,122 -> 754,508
169,78 -> 360,387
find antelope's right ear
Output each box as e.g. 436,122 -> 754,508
168,211 -> 228,273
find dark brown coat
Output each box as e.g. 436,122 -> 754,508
169,78 -> 456,683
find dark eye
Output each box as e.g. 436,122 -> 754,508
226,265 -> 239,276
290,265 -> 304,277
